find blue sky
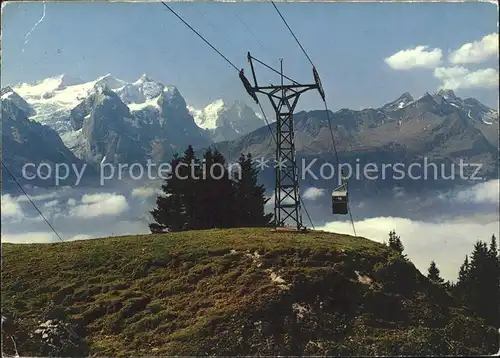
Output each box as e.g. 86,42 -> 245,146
2,1 -> 498,111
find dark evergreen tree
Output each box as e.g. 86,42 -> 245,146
466,241 -> 488,317
178,145 -> 201,230
461,240 -> 499,326
453,255 -> 469,297
489,234 -> 499,265
149,146 -> 201,232
427,260 -> 445,284
149,147 -> 272,232
149,155 -> 186,233
213,148 -> 238,228
233,153 -> 273,227
197,147 -> 236,229
487,235 -> 500,326
388,230 -> 405,258
196,147 -> 215,229
456,255 -> 470,289
450,235 -> 500,327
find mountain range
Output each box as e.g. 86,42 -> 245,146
217,89 -> 499,192
1,73 -> 498,191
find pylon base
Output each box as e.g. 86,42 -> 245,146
272,226 -> 310,233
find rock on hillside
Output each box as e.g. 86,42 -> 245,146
1,228 -> 498,356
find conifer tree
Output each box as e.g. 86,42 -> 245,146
149,146 -> 273,232
427,260 -> 445,284
198,147 -> 235,229
488,235 -> 500,326
489,234 -> 498,262
213,148 -> 238,228
149,146 -> 200,232
450,235 -> 500,327
149,155 -> 186,232
456,255 -> 470,291
178,145 -> 201,230
233,153 -> 273,227
196,147 -> 215,229
388,230 -> 405,258
464,240 -> 497,326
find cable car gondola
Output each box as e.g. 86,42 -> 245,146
332,172 -> 349,215
332,185 -> 348,215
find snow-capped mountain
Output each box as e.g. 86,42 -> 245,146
381,92 -> 414,111
1,86 -> 93,189
10,73 -> 211,168
387,89 -> 499,126
189,99 -> 226,130
1,86 -> 36,117
12,74 -> 125,141
188,99 -> 265,142
116,74 -> 165,106
434,89 -> 499,126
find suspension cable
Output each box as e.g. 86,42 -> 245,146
323,101 -> 356,236
236,11 -> 313,229
160,1 -> 240,72
234,11 -> 269,54
195,7 -> 239,53
323,101 -> 340,167
271,0 -> 357,236
270,0 -> 314,67
233,11 -> 283,89
1,160 -> 65,243
232,6 -> 313,228
160,1 -> 315,231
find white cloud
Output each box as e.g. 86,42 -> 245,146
2,231 -> 57,244
303,187 -> 326,200
80,193 -> 118,204
43,200 -> 59,208
1,194 -> 24,219
385,46 -> 442,70
131,186 -> 161,199
16,191 -> 60,203
449,33 -> 499,65
453,179 -> 499,204
2,182 -> 497,283
69,193 -> 129,219
433,66 -> 499,90
1,232 -> 94,243
68,234 -> 94,241
317,215 -> 499,282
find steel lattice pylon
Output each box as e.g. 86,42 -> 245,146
239,52 -> 324,230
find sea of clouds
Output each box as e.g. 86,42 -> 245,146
2,179 -> 498,282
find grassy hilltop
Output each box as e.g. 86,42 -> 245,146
2,228 -> 498,356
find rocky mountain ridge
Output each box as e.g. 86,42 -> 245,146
9,74 -> 213,169
2,74 -> 498,191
